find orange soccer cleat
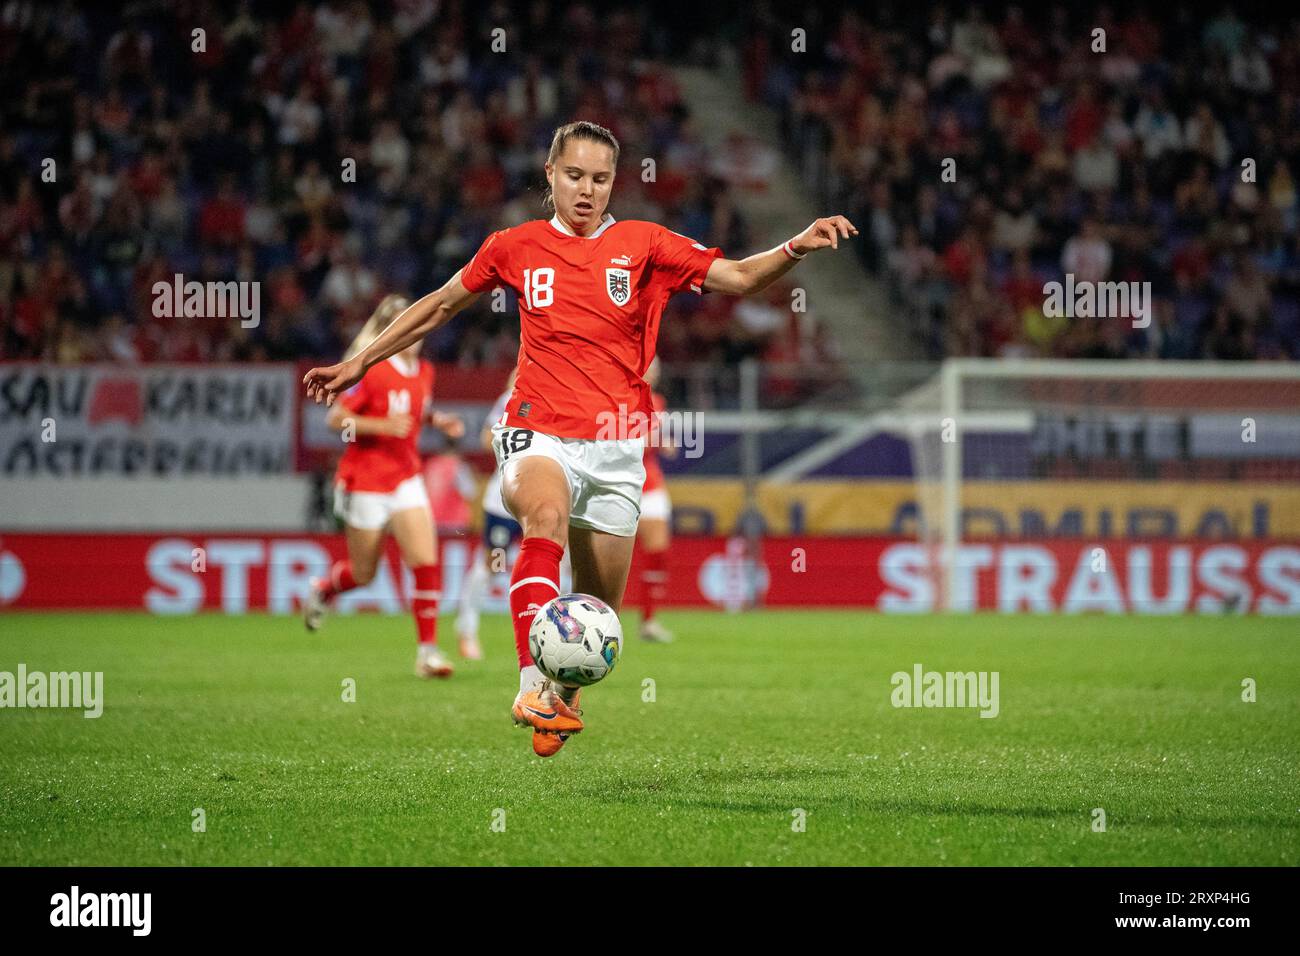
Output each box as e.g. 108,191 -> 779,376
530,687 -> 582,757
532,731 -> 570,757
511,679 -> 583,735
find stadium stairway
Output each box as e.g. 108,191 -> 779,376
671,65 -> 911,364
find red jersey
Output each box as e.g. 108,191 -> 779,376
643,391 -> 668,492
460,215 -> 722,438
335,355 -> 434,493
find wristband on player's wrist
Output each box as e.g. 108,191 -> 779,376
782,239 -> 807,260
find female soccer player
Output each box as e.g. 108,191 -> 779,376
303,293 -> 466,680
305,121 -> 857,755
636,357 -> 675,644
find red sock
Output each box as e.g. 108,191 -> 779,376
412,564 -> 442,645
642,549 -> 668,622
319,560 -> 357,600
509,537 -> 563,669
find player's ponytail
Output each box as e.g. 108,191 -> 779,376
541,120 -> 621,211
342,293 -> 412,362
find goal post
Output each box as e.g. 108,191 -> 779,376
907,359 -> 1300,613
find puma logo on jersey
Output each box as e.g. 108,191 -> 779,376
610,255 -> 632,266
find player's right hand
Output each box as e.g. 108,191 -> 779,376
303,357 -> 364,407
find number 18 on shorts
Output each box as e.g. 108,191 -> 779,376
490,423 -> 646,537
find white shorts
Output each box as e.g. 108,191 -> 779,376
491,423 -> 645,537
640,487 -> 671,522
334,474 -> 430,530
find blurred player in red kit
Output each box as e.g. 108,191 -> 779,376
421,435 -> 485,660
305,121 -> 857,755
303,294 -> 466,679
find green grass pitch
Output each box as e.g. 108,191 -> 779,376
1,611 -> 1297,866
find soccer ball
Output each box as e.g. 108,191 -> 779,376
528,593 -> 623,687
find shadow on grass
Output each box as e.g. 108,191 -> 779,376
571,773 -> 1300,831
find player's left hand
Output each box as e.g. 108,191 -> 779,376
790,215 -> 859,255
432,411 -> 465,440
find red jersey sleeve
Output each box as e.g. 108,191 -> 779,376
649,224 -> 723,296
460,229 -> 509,293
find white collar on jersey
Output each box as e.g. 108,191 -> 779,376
548,212 -> 617,239
387,353 -> 419,377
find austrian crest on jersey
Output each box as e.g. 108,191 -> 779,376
606,255 -> 633,306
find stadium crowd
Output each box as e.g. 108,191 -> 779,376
4,2 -> 1298,372
747,3 -> 1300,360
0,0 -> 818,372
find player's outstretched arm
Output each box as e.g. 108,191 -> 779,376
702,215 -> 858,296
304,270 -> 481,406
